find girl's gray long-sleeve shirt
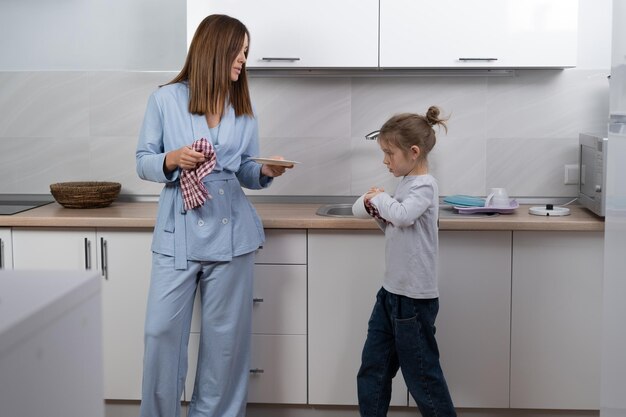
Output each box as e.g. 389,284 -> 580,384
369,174 -> 439,299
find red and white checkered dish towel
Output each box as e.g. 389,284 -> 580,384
364,199 -> 389,224
180,138 -> 217,210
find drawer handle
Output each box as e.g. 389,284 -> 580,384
84,238 -> 92,270
458,57 -> 498,61
249,368 -> 265,374
253,298 -> 264,303
100,237 -> 108,280
261,57 -> 300,62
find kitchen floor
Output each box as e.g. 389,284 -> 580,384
105,402 -> 601,417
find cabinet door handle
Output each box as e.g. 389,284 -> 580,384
458,57 -> 498,61
100,237 -> 108,280
253,297 -> 264,303
84,238 -> 91,270
0,238 -> 4,269
261,57 -> 301,62
249,368 -> 265,374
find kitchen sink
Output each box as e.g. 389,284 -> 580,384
316,203 -> 354,217
316,203 -> 499,218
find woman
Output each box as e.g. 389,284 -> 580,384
136,14 -> 290,417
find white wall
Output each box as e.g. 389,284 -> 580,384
0,0 -> 613,198
0,0 -> 186,71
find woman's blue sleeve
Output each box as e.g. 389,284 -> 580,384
236,115 -> 273,189
136,94 -> 179,183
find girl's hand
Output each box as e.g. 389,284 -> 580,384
365,187 -> 384,201
165,145 -> 206,172
260,156 -> 293,178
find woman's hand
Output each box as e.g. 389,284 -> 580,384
164,146 -> 206,173
260,156 -> 293,178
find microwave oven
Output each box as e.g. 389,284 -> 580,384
578,133 -> 608,217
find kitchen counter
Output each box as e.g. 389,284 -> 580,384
0,201 -> 604,231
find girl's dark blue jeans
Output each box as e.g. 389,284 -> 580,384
357,287 -> 456,417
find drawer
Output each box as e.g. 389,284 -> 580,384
185,334 -> 307,404
255,229 -> 307,265
190,264 -> 307,333
252,264 -> 307,335
248,334 -> 307,404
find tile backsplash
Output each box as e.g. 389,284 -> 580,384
0,68 -> 610,198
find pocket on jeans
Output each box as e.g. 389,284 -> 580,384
395,316 -> 421,351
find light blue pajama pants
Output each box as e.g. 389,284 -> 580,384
139,251 -> 255,417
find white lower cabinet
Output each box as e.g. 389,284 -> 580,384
416,231 -> 511,408
0,227 -> 12,270
510,231 -> 603,410
251,264 -> 307,335
7,224 -> 605,410
186,333 -> 308,404
12,228 -> 97,270
10,227 -> 153,400
97,229 -> 152,400
309,230 -> 512,408
308,230 -> 408,406
254,229 -> 307,265
248,334 -> 307,404
186,229 -> 308,404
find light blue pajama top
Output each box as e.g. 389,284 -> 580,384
136,82 -> 271,270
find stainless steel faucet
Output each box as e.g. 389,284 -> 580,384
365,130 -> 380,140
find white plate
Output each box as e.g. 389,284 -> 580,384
454,199 -> 519,214
249,157 -> 300,166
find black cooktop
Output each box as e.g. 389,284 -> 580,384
0,199 -> 54,215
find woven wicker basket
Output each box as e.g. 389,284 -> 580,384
50,181 -> 121,209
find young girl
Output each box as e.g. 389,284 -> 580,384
354,106 -> 456,417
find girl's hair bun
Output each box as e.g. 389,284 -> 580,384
426,106 -> 448,132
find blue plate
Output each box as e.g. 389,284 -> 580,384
443,195 -> 486,207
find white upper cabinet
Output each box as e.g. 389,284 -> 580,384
379,0 -> 578,68
187,0 -> 379,68
188,0 -> 578,70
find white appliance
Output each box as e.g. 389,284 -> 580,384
578,133 -> 609,216
0,270 -> 104,417
600,1 -> 626,416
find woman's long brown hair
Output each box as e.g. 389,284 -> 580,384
167,14 -> 253,117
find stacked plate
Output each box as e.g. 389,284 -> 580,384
443,195 -> 519,214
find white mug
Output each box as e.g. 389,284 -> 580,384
352,194 -> 372,219
485,188 -> 510,207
